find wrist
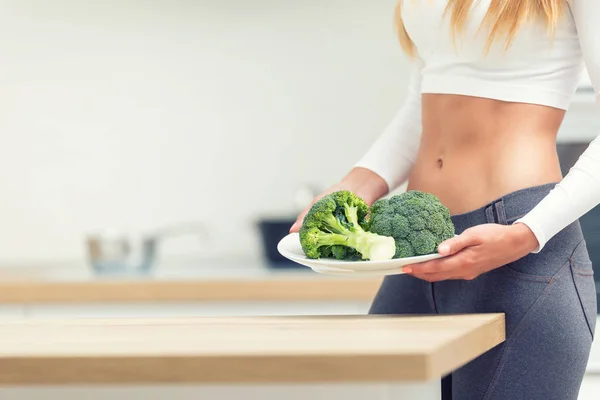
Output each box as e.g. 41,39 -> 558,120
341,167 -> 389,204
511,222 -> 540,254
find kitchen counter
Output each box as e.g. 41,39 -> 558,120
0,313 -> 506,385
0,261 -> 382,303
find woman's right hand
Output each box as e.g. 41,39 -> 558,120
289,167 -> 389,233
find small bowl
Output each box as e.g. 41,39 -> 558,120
86,233 -> 156,275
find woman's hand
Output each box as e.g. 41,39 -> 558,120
289,168 -> 388,233
403,223 -> 539,282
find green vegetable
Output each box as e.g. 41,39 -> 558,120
299,190 -> 396,261
368,190 -> 455,258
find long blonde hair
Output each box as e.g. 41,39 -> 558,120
395,0 -> 566,56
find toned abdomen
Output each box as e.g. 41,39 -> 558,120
406,94 -> 565,215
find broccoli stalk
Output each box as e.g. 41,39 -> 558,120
299,191 -> 396,261
303,227 -> 395,261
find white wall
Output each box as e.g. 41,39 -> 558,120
0,0 -> 409,264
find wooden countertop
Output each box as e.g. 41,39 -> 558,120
0,263 -> 382,303
0,277 -> 382,303
0,313 -> 505,385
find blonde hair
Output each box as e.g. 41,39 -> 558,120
395,0 -> 566,56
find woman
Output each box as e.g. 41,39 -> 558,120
291,0 -> 599,399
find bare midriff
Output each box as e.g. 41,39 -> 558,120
406,94 -> 566,215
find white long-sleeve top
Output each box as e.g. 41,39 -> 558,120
355,0 -> 600,252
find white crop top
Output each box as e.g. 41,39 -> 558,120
355,0 -> 600,252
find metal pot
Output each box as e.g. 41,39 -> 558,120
85,221 -> 209,274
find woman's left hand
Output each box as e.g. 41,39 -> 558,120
403,223 -> 539,282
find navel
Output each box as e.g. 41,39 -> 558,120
437,158 -> 443,169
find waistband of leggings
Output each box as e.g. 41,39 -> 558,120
450,182 -> 558,228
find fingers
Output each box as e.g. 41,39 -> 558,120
407,257 -> 459,276
290,212 -> 307,233
416,271 -> 460,282
404,251 -> 476,282
290,199 -> 319,233
437,231 -> 480,256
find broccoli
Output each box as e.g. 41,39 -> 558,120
368,190 -> 455,258
299,190 -> 396,261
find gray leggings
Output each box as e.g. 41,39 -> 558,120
369,183 -> 597,400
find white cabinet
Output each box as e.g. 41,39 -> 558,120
0,383 -> 440,400
0,305 -> 25,318
0,385 -> 385,400
579,375 -> 600,400
14,300 -> 370,319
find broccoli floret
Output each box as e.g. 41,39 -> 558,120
368,191 -> 455,257
299,190 -> 396,261
331,245 -> 362,261
395,238 -> 414,258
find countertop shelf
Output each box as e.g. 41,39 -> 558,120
0,313 -> 506,385
0,261 -> 383,303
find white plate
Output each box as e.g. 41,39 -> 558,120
277,233 -> 444,275
309,266 -> 408,277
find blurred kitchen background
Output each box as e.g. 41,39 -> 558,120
0,0 -> 598,271
1,2 -> 600,398
0,0 -> 412,268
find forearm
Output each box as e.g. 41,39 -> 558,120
354,58 -> 424,193
340,167 -> 389,204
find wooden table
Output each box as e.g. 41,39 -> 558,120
0,313 -> 505,400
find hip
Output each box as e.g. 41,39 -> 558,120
449,183 -> 588,275
434,183 -> 596,338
